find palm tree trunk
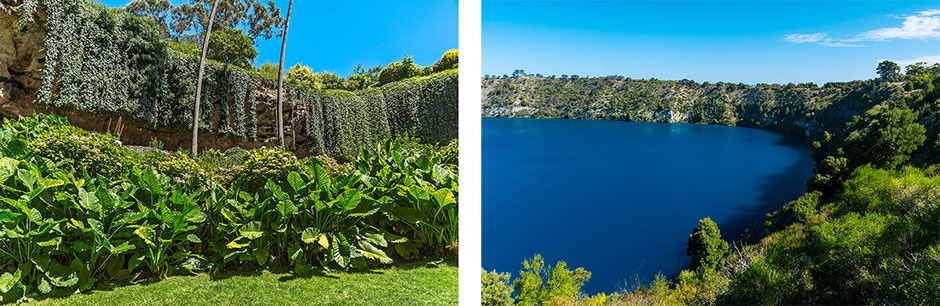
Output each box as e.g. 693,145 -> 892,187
277,0 -> 294,148
192,0 -> 221,158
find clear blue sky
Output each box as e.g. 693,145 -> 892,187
103,0 -> 458,77
484,0 -> 940,84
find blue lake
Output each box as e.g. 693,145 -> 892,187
482,118 -> 814,294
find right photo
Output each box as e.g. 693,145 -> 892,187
480,0 -> 940,305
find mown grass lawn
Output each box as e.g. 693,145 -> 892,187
33,259 -> 457,306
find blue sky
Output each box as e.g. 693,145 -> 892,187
102,0 -> 458,77
484,0 -> 940,84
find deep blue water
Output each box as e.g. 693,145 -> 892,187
482,118 -> 814,294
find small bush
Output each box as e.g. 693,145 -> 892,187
31,125 -> 136,177
376,55 -> 420,86
229,147 -> 302,189
482,269 -> 515,306
434,49 -> 458,72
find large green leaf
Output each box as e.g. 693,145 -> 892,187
287,171 -> 304,194
357,240 -> 392,264
0,270 -> 20,293
276,200 -> 296,217
0,157 -> 19,184
239,221 -> 264,240
78,187 -> 101,213
336,189 -> 362,212
111,241 -> 136,254
16,169 -> 37,191
312,164 -> 333,195
266,180 -> 288,201
45,261 -> 79,288
431,189 -> 457,208
134,227 -> 157,246
361,232 -> 388,247
301,227 -> 320,244
331,233 -> 351,268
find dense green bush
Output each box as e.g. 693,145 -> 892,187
30,125 -> 136,178
433,49 -> 459,73
206,27 -> 258,69
298,69 -> 458,158
482,269 -> 515,306
376,55 -> 420,86
0,115 -> 458,303
686,218 -> 729,271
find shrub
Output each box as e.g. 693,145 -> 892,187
146,151 -> 210,187
434,49 -> 458,72
207,27 -> 258,69
30,125 -> 136,177
376,55 -> 420,86
512,254 -> 592,306
258,62 -> 280,81
687,217 -> 729,271
229,147 -> 302,189
148,137 -> 164,150
286,64 -> 346,90
482,269 -> 515,306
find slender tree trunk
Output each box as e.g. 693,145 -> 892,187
277,0 -> 294,148
192,0 -> 220,158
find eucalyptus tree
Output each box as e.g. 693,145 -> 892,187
276,0 -> 294,148
192,0 -> 220,158
128,0 -> 282,45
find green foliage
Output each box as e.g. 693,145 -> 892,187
512,254 -> 592,306
482,269 -> 515,306
39,0 -> 258,138
877,60 -> 902,82
376,55 -> 420,87
300,69 -> 458,159
30,125 -> 136,177
206,27 -> 258,69
286,64 -> 346,90
433,49 -> 459,73
258,62 -> 280,81
0,115 -> 459,303
227,147 -> 302,189
686,217 -> 729,271
843,101 -> 926,170
148,137 -> 164,150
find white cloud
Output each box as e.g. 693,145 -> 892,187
783,9 -> 940,47
817,40 -> 865,47
852,11 -> 940,41
893,54 -> 940,68
919,9 -> 940,16
783,32 -> 827,43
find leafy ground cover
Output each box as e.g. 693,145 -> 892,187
0,114 -> 458,303
34,258 -> 457,306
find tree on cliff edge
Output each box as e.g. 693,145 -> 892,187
687,217 -> 729,271
276,0 -> 294,148
192,0 -> 220,158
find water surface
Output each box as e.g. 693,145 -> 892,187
482,118 -> 814,294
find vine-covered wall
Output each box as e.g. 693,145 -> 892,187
15,0 -> 459,158
37,0 -> 257,139
299,69 -> 459,158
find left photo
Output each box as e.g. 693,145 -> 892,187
0,0 -> 458,304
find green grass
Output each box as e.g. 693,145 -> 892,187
33,259 -> 457,306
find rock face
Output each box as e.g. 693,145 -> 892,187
0,1 -> 47,117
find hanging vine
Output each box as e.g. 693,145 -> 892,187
35,0 -> 256,138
